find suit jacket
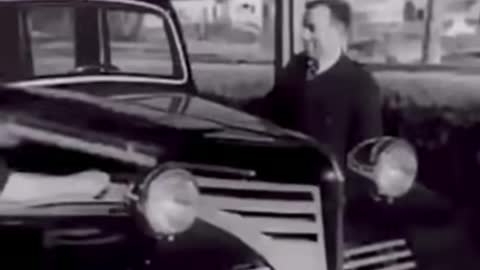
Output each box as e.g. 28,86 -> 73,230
245,52 -> 383,199
247,52 -> 382,162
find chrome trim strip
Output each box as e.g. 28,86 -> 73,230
344,250 -> 413,270
200,195 -> 318,214
172,162 -> 257,178
344,239 -> 408,258
5,121 -> 157,167
376,262 -> 417,270
196,176 -> 318,192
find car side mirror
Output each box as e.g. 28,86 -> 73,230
347,137 -> 418,202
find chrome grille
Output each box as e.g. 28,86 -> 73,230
344,239 -> 417,270
196,175 -> 327,270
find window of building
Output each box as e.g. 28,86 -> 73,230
172,0 -> 276,100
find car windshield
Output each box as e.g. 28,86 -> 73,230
22,3 -> 183,80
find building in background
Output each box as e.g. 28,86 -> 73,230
346,0 -> 421,63
345,0 -> 480,63
172,0 -> 274,38
172,0 -> 275,53
228,0 -> 263,34
172,0 -> 218,24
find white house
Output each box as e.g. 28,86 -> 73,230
228,0 -> 264,33
347,0 -> 406,24
171,0 -> 218,24
170,0 -> 267,34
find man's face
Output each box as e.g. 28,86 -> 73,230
302,5 -> 334,59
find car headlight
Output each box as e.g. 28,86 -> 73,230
139,168 -> 200,235
372,138 -> 418,199
348,137 -> 418,201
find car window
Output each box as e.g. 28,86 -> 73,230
345,0 -> 480,66
25,5 -> 178,79
106,10 -> 174,76
172,0 -> 276,99
26,7 -> 76,76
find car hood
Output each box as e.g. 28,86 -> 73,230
0,86 -> 309,166
118,92 -> 300,139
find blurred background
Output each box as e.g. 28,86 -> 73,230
169,0 -> 480,99
169,0 -> 480,209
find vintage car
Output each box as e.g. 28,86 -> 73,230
0,0 -> 421,269
0,84 -> 336,270
0,86 -> 414,270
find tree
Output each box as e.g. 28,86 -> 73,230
422,0 -> 443,64
404,1 -> 417,22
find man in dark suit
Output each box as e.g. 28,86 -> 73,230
245,0 -> 454,237
243,1 -> 480,268
248,0 -> 382,172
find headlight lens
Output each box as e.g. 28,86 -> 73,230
373,140 -> 418,198
142,168 -> 199,235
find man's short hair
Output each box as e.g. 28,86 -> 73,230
306,0 -> 352,28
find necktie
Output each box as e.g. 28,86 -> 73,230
306,58 -> 319,81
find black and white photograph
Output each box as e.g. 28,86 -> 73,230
0,0 -> 479,269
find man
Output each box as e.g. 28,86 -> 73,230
246,0 -> 382,201
250,0 -> 382,170
300,0 -> 383,168
245,0 -> 454,224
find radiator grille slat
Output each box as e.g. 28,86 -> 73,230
199,195 -> 317,214
376,262 -> 417,270
196,176 -> 318,192
344,239 -> 417,270
195,174 -> 327,270
344,239 -> 408,258
240,217 -> 319,234
344,250 -> 412,270
194,171 -> 417,270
